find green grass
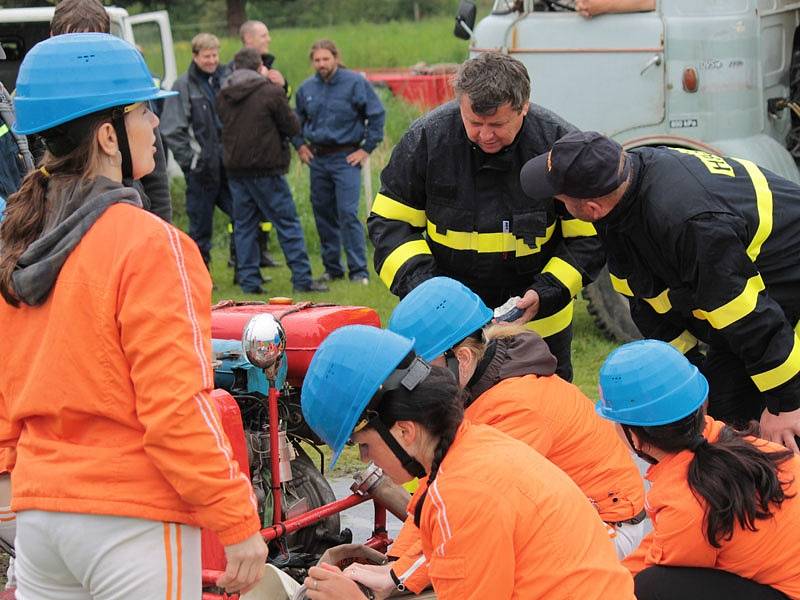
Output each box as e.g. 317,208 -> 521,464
173,16 -> 470,97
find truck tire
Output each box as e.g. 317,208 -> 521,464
584,266 -> 642,343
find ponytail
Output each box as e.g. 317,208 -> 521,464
633,409 -> 795,548
0,168 -> 50,306
0,112 -> 108,306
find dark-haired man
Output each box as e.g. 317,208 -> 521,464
521,130 -> 800,452
217,48 -> 326,295
368,52 -> 602,381
295,39 -> 385,287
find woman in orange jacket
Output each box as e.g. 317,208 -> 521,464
0,34 -> 266,598
363,277 -> 644,594
300,325 -> 635,600
598,340 -> 800,600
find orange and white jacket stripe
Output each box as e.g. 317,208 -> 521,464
0,204 -> 260,545
401,421 -> 634,600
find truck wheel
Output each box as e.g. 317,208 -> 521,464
584,266 -> 642,343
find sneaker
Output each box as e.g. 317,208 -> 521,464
350,276 -> 369,286
293,280 -> 330,293
316,272 -> 344,284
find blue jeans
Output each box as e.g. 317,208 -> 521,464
185,168 -> 232,265
309,153 -> 368,279
228,175 -> 313,291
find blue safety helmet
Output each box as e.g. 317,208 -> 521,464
388,277 -> 493,361
597,339 -> 708,427
301,325 -> 416,467
12,33 -> 176,135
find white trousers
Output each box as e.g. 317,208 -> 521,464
610,519 -> 647,560
15,511 -> 201,600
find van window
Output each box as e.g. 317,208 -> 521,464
0,21 -> 50,91
131,20 -> 165,85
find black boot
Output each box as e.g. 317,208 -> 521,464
228,228 -> 236,269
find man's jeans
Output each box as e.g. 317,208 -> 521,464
309,152 -> 369,280
185,168 -> 232,265
228,175 -> 313,292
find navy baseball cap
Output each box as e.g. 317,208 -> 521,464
520,131 -> 629,199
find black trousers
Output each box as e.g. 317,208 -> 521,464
635,566 -> 789,600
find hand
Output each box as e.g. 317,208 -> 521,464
257,65 -> 269,78
217,532 -> 268,594
305,563 -> 369,600
494,290 -> 540,326
760,407 -> 800,454
266,68 -> 286,88
343,563 -> 395,599
346,148 -> 369,167
574,0 -> 603,17
298,144 -> 315,165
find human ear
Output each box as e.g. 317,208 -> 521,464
95,122 -> 118,158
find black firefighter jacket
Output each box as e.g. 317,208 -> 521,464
598,146 -> 800,414
368,101 -> 605,340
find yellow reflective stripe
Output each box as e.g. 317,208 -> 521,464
378,239 -> 432,288
260,221 -> 272,232
543,257 -> 583,298
610,274 -> 634,297
728,158 -> 773,262
561,219 -> 597,238
669,330 -> 698,354
751,334 -> 800,392
371,193 -> 427,228
644,289 -> 672,314
691,274 -> 765,329
0,124 -> 8,137
426,220 -> 555,257
525,301 -> 574,339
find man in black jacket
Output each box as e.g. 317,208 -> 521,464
161,33 -> 233,266
522,131 -> 800,452
217,49 -> 327,295
368,52 -> 603,381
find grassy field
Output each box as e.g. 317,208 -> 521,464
172,16 -> 471,94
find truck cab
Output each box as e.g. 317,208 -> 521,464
0,7 -> 176,92
458,0 -> 800,183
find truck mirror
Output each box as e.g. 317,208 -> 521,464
454,0 -> 477,40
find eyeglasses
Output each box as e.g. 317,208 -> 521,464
123,102 -> 145,114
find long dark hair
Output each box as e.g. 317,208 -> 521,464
378,365 -> 465,485
0,113 -> 107,306
631,408 -> 795,547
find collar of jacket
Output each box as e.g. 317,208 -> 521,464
466,332 -> 558,399
189,61 -> 226,87
596,151 -> 643,233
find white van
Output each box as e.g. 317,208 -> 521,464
0,6 -> 176,91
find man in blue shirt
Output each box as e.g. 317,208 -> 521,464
294,40 -> 385,285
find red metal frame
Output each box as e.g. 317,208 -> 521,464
201,384 -> 393,599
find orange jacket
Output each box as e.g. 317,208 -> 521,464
0,204 -> 260,545
400,420 -> 634,600
390,373 -> 643,592
624,417 -> 800,599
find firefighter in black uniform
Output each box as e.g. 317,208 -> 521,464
521,130 -> 800,452
368,52 -> 604,381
